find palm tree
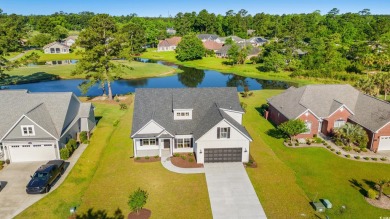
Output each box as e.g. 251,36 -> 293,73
374,73 -> 390,101
360,53 -> 375,75
376,179 -> 390,200
333,123 -> 369,148
355,77 -> 380,97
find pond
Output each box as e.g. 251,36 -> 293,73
5,58 -> 296,96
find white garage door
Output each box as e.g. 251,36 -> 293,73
8,143 -> 57,162
378,136 -> 390,151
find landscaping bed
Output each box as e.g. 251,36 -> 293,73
244,154 -> 257,168
365,195 -> 390,210
171,153 -> 203,168
134,156 -> 161,163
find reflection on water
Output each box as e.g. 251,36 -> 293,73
7,58 -> 296,96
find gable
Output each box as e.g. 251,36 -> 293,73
196,120 -> 250,142
3,116 -> 56,140
136,120 -> 164,135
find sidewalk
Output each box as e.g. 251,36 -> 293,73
160,153 -> 204,174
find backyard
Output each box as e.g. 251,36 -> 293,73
16,90 -> 390,219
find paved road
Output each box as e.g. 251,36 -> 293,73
204,163 -> 267,219
0,144 -> 87,219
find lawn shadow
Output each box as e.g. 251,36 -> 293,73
222,60 -> 234,66
75,208 -> 124,219
256,65 -> 268,72
0,72 -> 60,86
363,179 -> 377,190
95,116 -> 103,126
349,178 -> 367,197
266,128 -> 285,139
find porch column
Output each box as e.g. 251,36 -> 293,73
133,139 -> 137,157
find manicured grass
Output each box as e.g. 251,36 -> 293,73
241,90 -> 390,218
2,60 -> 178,85
140,49 -> 347,86
17,98 -> 211,219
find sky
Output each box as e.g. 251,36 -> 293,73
0,0 -> 389,16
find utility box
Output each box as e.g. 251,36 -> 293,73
321,199 -> 332,208
312,202 -> 326,212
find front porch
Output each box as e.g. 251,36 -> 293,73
133,136 -> 195,158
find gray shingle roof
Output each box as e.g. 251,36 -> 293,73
0,90 -> 91,140
131,88 -> 251,141
197,34 -> 219,41
268,84 -> 390,132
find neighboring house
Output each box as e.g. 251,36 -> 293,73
131,88 -> 252,163
202,40 -> 223,52
216,36 -> 245,44
247,37 -> 268,47
0,90 -> 96,162
63,36 -> 78,47
294,49 -> 308,57
197,34 -> 219,42
166,27 -> 176,35
267,84 -> 390,152
216,44 -> 260,59
43,42 -> 70,54
247,29 -> 256,36
157,36 -> 182,52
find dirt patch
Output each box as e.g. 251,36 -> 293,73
244,154 -> 258,168
134,156 -> 161,163
127,209 -> 151,219
365,195 -> 390,210
171,153 -> 203,168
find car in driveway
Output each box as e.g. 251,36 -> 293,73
26,160 -> 65,194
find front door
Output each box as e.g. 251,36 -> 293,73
163,139 -> 170,149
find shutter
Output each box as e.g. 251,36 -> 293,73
217,127 -> 220,139
140,139 -> 143,146
227,127 -> 230,138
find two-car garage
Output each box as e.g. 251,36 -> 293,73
378,136 -> 390,151
204,148 -> 243,163
4,143 -> 58,162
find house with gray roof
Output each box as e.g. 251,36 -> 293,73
267,84 -> 390,152
197,34 -> 219,42
131,88 -> 252,163
247,37 -> 268,47
0,90 -> 95,162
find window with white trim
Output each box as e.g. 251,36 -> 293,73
175,138 -> 193,148
303,122 -> 312,134
218,127 -> 230,139
334,119 -> 346,128
140,139 -> 157,146
21,125 -> 35,136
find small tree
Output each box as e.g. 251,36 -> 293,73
176,34 -> 205,61
376,179 -> 390,201
333,123 -> 369,148
278,119 -> 308,141
263,51 -> 286,72
128,188 -> 149,214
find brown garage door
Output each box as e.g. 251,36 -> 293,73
204,148 -> 242,163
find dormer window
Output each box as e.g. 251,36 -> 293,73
174,109 -> 192,120
21,125 -> 35,136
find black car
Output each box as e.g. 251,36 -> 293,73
26,160 -> 65,194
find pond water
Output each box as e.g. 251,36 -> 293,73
5,58 -> 296,96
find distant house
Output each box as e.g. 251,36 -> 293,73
246,37 -> 268,47
216,36 -> 245,44
157,36 -> 182,52
166,28 -> 176,35
197,34 -> 219,42
43,42 -> 70,54
247,29 -> 256,36
216,43 -> 260,59
294,49 -> 308,57
203,40 -> 223,52
63,36 -> 78,47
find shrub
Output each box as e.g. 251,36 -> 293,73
295,143 -> 299,146
67,139 -> 78,151
372,157 -> 378,161
336,151 -> 341,155
80,131 -> 88,143
154,155 -> 159,159
119,103 -> 128,110
188,158 -> 194,162
180,155 -> 186,160
188,153 -> 193,156
288,143 -> 293,146
342,146 -> 352,151
135,157 -> 140,160
380,157 -> 387,161
361,148 -> 368,152
66,144 -> 74,155
322,140 -> 325,144
0,161 -> 4,166
353,148 -> 361,153
173,153 -> 180,157
326,145 -> 331,149
363,157 -> 369,160
313,134 -> 317,138
355,156 -> 360,160
60,148 -> 70,160
368,189 -> 377,199
345,154 -> 351,158
128,188 -> 148,214
240,102 -> 248,112
145,156 -> 150,160
114,95 -> 120,102
5,159 -> 10,164
334,139 -> 343,146
330,148 -> 335,151
113,119 -> 119,127
323,142 -> 328,146
314,137 -> 322,143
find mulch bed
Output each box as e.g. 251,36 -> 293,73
171,153 -> 203,168
365,195 -> 390,210
244,154 -> 258,168
128,209 -> 151,219
134,156 -> 161,163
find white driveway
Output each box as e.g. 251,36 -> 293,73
204,163 -> 267,219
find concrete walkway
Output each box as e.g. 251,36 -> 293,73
0,144 -> 88,219
204,163 -> 267,219
160,153 -> 204,174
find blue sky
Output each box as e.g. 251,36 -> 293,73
1,0 -> 389,16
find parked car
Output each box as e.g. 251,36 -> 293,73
26,160 -> 65,194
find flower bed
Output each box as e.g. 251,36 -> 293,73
134,156 -> 161,163
171,153 -> 203,168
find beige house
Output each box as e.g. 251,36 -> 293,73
43,42 -> 70,54
63,36 -> 78,47
157,37 -> 182,52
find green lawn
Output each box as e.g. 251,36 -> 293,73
140,49 -> 347,86
241,90 -> 390,218
16,98 -> 211,219
2,60 -> 178,85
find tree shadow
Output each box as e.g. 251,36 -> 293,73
0,72 -> 60,85
266,128 -> 286,139
363,179 -> 377,190
75,208 -> 124,219
95,116 -> 103,126
256,65 -> 268,72
349,178 -> 367,197
222,60 -> 234,66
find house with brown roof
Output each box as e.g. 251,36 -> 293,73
157,36 -> 182,52
267,84 -> 390,152
43,42 -> 70,54
202,40 -> 223,52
